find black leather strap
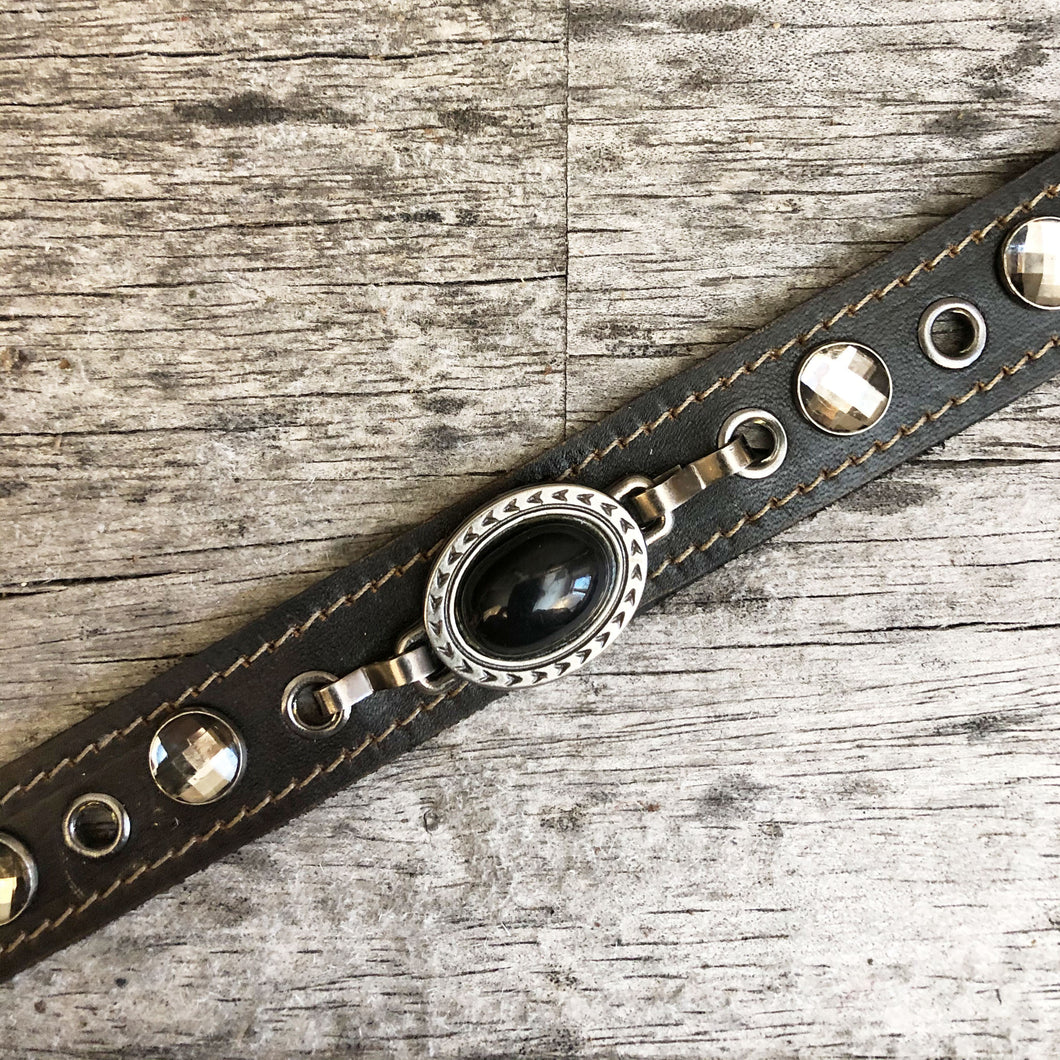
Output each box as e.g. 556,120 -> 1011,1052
2,149 -> 1060,981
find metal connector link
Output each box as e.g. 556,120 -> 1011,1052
315,632 -> 454,719
608,435 -> 753,545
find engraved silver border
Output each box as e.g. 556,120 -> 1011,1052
62,792 -> 131,859
424,485 -> 647,688
999,217 -> 1060,311
794,341 -> 893,437
0,832 -> 38,925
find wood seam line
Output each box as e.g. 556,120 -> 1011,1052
0,683 -> 468,962
1,335 -> 1057,963
554,181 -> 1060,481
1,180 -> 1055,809
648,335 -> 1060,579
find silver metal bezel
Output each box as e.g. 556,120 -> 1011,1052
794,341 -> 893,437
917,298 -> 987,369
0,832 -> 38,926
148,708 -> 247,806
424,485 -> 647,688
62,793 -> 131,859
999,216 -> 1060,311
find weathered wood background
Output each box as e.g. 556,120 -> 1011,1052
3,1 -> 1060,1056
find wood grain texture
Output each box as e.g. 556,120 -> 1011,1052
3,1 -> 1060,1057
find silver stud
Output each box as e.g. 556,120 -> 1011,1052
795,342 -> 892,436
148,709 -> 246,805
1000,216 -> 1060,310
0,834 -> 37,926
63,793 -> 131,859
918,298 -> 987,369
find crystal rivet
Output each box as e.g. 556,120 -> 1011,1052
0,834 -> 38,926
1000,216 -> 1060,310
795,342 -> 892,435
148,710 -> 246,805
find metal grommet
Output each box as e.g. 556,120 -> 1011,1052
62,793 -> 131,859
917,298 -> 987,369
0,833 -> 38,925
717,409 -> 788,479
281,670 -> 348,738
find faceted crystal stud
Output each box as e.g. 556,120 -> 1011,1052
796,342 -> 892,435
1000,216 -> 1060,310
0,834 -> 38,926
149,710 -> 246,805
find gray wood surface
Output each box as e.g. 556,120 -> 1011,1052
3,1 -> 1060,1056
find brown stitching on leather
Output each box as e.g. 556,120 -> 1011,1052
3,181 -> 1057,811
649,336 -> 1060,580
4,339 -> 1059,965
557,181 -> 1060,482
0,681 -> 469,963
0,548 -> 435,808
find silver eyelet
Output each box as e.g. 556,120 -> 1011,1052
918,298 -> 987,369
281,670 -> 349,737
716,409 -> 788,479
62,793 -> 131,859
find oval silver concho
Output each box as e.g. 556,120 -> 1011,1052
424,485 -> 647,688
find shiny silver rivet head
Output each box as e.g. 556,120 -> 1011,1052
148,709 -> 246,805
281,671 -> 347,738
918,298 -> 987,369
62,793 -> 131,859
795,341 -> 892,436
1000,216 -> 1060,310
0,834 -> 38,926
717,409 -> 788,479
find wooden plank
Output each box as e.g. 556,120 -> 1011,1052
0,10 -> 567,758
4,1 -> 1060,1057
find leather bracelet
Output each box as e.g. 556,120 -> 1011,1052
2,147 -> 1060,983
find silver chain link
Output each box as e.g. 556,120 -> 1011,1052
608,435 -> 754,544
